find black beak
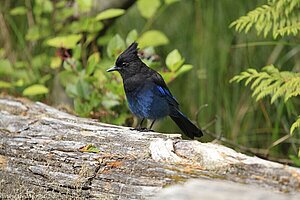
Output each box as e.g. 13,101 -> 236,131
106,66 -> 119,72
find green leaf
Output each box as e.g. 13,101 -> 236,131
86,52 -> 100,75
56,1 -> 66,8
66,84 -> 78,97
0,59 -> 13,75
166,49 -> 183,71
59,71 -> 78,87
107,34 -> 125,58
0,81 -> 12,88
89,91 -> 101,108
96,9 -> 125,21
40,0 -> 53,13
164,0 -> 180,5
46,34 -> 82,49
50,57 -> 62,69
23,84 -> 49,96
289,155 -> 300,167
94,69 -> 107,84
55,7 -> 74,21
69,18 -> 103,33
112,113 -> 130,125
76,0 -> 93,12
72,45 -> 82,60
14,61 -> 27,69
290,117 -> 300,135
137,0 -> 161,19
175,64 -> 193,76
160,71 -> 175,83
76,79 -> 90,100
25,26 -> 42,41
138,30 -> 169,48
79,144 -> 100,153
39,74 -> 52,85
97,34 -> 113,46
32,54 -> 49,70
14,79 -> 24,87
126,29 -> 138,46
74,98 -> 92,117
10,6 -> 27,15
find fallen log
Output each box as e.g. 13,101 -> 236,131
0,97 -> 300,199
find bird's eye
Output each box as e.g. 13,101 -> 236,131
122,62 -> 128,67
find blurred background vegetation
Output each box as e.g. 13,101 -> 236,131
0,0 -> 299,165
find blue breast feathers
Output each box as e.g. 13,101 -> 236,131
126,84 -> 172,119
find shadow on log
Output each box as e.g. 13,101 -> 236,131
0,97 -> 300,199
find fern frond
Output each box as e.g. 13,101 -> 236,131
231,65 -> 300,103
291,117 -> 300,134
230,0 -> 300,38
231,65 -> 300,134
250,72 -> 269,90
277,21 -> 300,36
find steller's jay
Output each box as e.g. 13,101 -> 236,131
107,42 -> 203,139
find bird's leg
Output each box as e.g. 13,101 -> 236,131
131,118 -> 145,131
131,119 -> 156,132
137,120 -> 156,132
138,118 -> 145,130
148,120 -> 156,131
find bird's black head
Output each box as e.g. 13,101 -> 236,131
107,42 -> 144,78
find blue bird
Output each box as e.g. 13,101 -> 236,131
107,42 -> 203,139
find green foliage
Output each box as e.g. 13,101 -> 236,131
231,65 -> 300,134
230,0 -> 300,38
0,0 -> 191,125
107,34 -> 125,58
231,1 -> 300,135
230,65 -> 300,105
231,0 -> 300,161
0,59 -> 13,75
231,66 -> 300,133
10,6 -> 27,15
46,34 -> 83,49
166,49 -> 184,71
126,29 -> 138,46
76,0 -> 93,12
138,30 -> 169,48
2,0 -> 299,164
289,154 -> 300,167
23,84 -> 49,96
161,49 -> 193,83
0,81 -> 12,88
137,0 -> 161,19
95,9 -> 125,21
164,0 -> 180,5
291,117 -> 300,135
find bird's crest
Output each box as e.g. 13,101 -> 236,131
122,42 -> 138,57
117,42 -> 140,63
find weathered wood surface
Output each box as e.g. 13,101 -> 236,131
155,179 -> 300,200
0,97 -> 300,199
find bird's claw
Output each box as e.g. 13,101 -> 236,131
131,127 -> 154,132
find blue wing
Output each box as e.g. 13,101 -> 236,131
149,70 -> 179,107
156,85 -> 179,107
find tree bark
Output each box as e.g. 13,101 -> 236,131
0,97 -> 300,199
